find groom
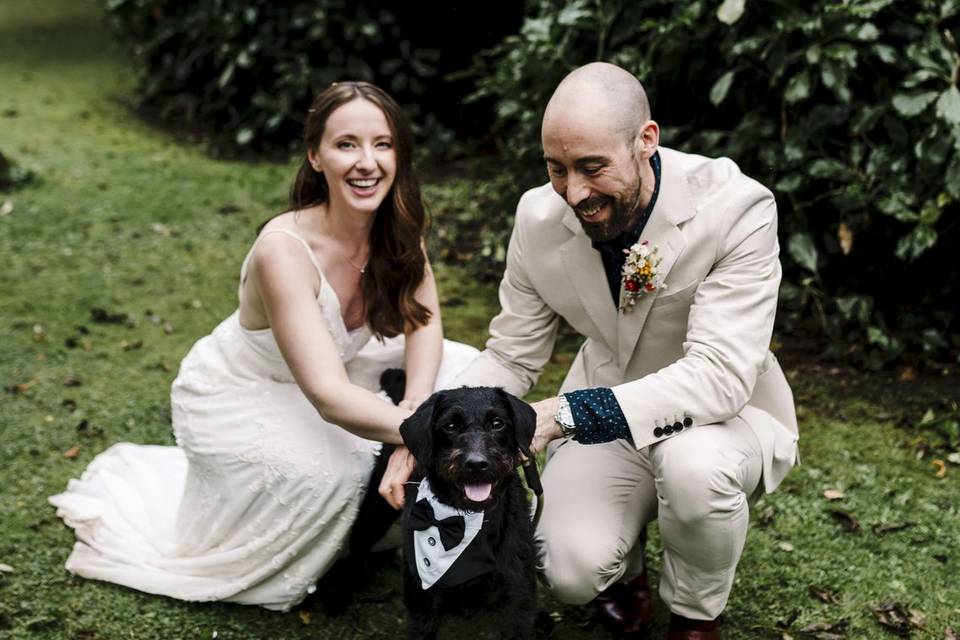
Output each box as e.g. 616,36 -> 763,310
384,62 -> 798,639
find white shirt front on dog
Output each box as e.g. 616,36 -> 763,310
412,478 -> 485,589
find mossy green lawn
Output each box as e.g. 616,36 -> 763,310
1,1 -> 958,638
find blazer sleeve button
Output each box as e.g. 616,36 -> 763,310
654,427 -> 663,438
683,416 -> 693,427
673,421 -> 683,431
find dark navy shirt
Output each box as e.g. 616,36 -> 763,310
565,151 -> 662,445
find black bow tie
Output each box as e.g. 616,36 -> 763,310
409,499 -> 466,551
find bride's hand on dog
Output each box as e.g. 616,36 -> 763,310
398,396 -> 427,412
379,445 -> 416,510
530,396 -> 563,455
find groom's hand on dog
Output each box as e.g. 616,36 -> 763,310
530,396 -> 564,454
379,445 -> 416,510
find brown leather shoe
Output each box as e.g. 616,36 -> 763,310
665,613 -> 722,640
593,570 -> 653,637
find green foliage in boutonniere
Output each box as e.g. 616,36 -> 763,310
620,240 -> 666,312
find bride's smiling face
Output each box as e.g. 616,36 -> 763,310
308,97 -> 397,216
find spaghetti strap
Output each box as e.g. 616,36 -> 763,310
238,228 -> 325,297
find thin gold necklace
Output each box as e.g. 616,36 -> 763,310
346,253 -> 369,274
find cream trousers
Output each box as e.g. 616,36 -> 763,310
536,416 -> 763,621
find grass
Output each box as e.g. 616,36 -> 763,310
1,1 -> 959,638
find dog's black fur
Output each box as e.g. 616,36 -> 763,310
400,386 -> 538,640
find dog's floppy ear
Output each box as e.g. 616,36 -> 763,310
399,391 -> 442,467
497,388 -> 537,458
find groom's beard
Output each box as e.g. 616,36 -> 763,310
575,178 -> 645,242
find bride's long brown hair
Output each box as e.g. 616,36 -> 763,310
288,81 -> 431,340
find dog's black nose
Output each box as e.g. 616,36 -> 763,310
465,455 -> 489,472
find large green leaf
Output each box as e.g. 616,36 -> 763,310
784,70 -> 811,103
891,91 -> 938,117
895,224 -> 938,261
808,158 -> 848,179
788,233 -> 819,274
947,152 -> 960,199
710,71 -> 734,106
936,86 -> 960,126
717,0 -> 745,24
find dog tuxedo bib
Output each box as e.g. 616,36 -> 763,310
405,478 -> 497,590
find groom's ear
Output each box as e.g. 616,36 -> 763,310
399,392 -> 442,469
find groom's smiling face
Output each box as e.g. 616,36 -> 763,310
541,102 -> 655,242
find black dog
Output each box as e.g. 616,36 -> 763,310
399,386 -> 538,640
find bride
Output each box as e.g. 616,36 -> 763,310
49,81 -> 478,611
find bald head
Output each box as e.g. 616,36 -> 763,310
543,62 -> 651,143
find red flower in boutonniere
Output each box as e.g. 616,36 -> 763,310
620,240 -> 666,312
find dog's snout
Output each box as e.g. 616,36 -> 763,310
465,454 -> 489,472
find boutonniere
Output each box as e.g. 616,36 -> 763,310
620,240 -> 666,312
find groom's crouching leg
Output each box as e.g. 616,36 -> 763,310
651,417 -> 763,622
538,522 -> 630,605
535,440 -> 657,605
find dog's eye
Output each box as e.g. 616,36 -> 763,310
442,421 -> 458,433
491,418 -> 506,431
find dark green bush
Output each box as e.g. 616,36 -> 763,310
104,0 -> 521,156
466,0 -> 960,369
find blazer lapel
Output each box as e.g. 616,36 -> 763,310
559,209 -> 618,348
616,150 -> 696,369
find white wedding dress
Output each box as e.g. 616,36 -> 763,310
49,228 -> 479,611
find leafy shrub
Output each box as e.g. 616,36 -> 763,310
104,0 -> 520,156
424,172 -> 519,282
467,0 -> 960,369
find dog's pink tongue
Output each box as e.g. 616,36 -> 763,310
464,482 -> 492,502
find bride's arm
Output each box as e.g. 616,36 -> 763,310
400,256 -> 443,410
249,234 -> 409,444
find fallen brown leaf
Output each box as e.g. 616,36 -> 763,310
872,602 -> 925,635
872,522 -> 914,536
63,444 -> 80,459
799,618 -> 848,639
298,610 -> 311,624
828,509 -> 860,532
808,585 -> 842,605
6,379 -> 37,394
823,489 -> 844,501
899,366 -> 916,382
63,375 -> 82,387
758,504 -> 776,526
945,626 -> 958,640
932,459 -> 947,478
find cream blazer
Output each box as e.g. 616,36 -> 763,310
456,146 -> 799,493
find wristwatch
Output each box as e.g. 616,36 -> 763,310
554,394 -> 577,439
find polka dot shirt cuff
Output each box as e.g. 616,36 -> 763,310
563,388 -> 631,445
